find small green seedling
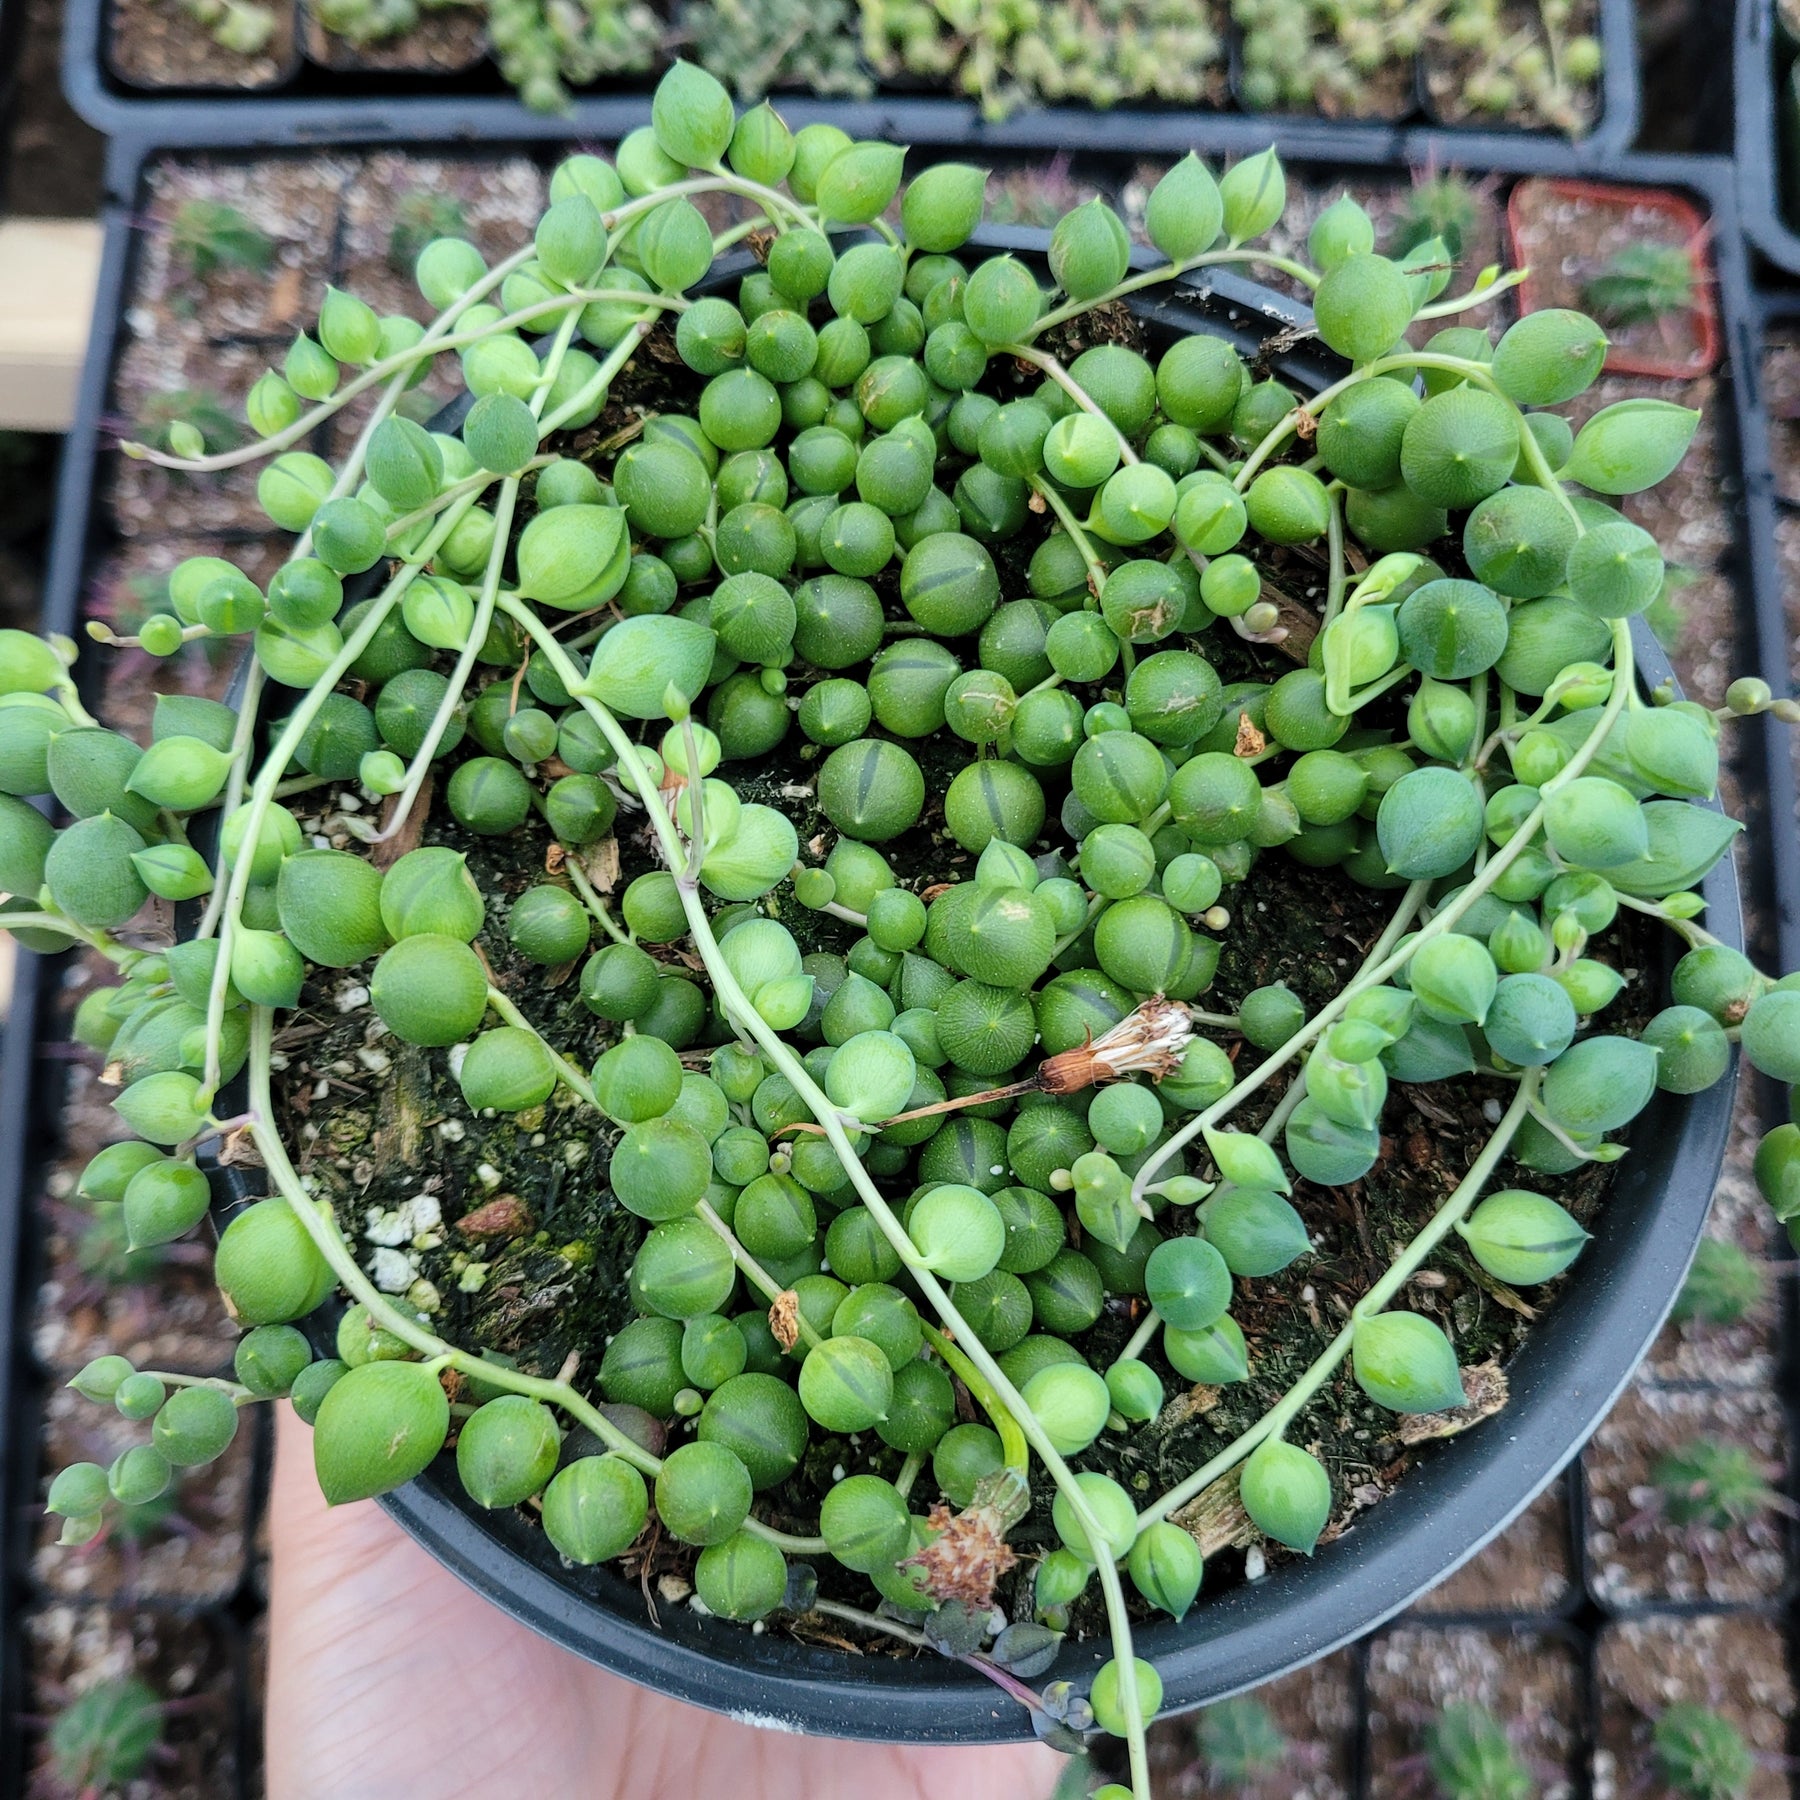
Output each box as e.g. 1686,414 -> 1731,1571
1671,1239 -> 1766,1327
1424,1702 -> 1531,1800
1584,242 -> 1701,329
1652,1703 -> 1755,1800
48,1675 -> 164,1794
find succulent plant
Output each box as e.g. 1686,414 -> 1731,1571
865,0 -> 1224,122
486,0 -> 660,112
11,69 -> 1791,1800
1195,1694 -> 1289,1781
1431,0 -> 1602,131
1671,1238 -> 1766,1326
682,0 -> 872,100
173,0 -> 278,54
388,192 -> 469,277
1235,0 -> 1600,132
1652,1437 -> 1786,1531
48,1675 -> 164,1792
1652,1703 -> 1755,1800
1583,242 -> 1701,329
133,386 -> 245,458
1389,173 -> 1483,264
1424,1702 -> 1531,1800
169,200 -> 274,283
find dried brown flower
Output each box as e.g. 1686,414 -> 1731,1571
900,1501 -> 1019,1609
1037,996 -> 1195,1094
769,1288 -> 802,1351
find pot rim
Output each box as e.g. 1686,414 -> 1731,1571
209,229 -> 1741,1739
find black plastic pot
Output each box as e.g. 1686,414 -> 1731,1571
168,227 -> 1742,1737
59,0 -> 1639,165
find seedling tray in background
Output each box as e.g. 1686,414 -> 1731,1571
1736,0 -> 1800,278
59,0 -> 1641,165
8,130 -> 1800,1795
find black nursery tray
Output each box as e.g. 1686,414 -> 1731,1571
7,131 -> 1800,1795
61,0 -> 1641,166
1734,0 -> 1800,277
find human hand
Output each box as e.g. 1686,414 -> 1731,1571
265,1405 -> 1065,1800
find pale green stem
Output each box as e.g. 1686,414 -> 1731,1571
367,304 -> 592,846
1027,475 -> 1109,588
198,494 -> 479,1094
136,1371 -> 252,1400
1117,1308 -> 1161,1366
1412,267 -> 1528,321
501,594 -> 1153,1791
564,857 -> 633,945
811,1596 -> 933,1650
696,1200 -> 826,1350
894,1450 -> 925,1499
243,1011 -> 824,1553
1130,882 -> 1428,1206
1138,1072 -> 1537,1527
1055,894 -> 1110,958
197,323 -> 436,936
602,172 -> 818,237
1233,350 -> 1497,494
1008,347 -> 1139,467
129,243 -> 540,471
483,987 -> 598,1106
1257,1068 -> 1309,1144
1028,246 -> 1320,339
920,1322 -> 1027,1471
1323,488 -> 1348,626
0,912 -> 132,960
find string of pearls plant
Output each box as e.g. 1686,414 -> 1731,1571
11,68 -> 1798,1797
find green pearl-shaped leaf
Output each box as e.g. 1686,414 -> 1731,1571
1238,1437 -> 1331,1552
313,1361 -> 449,1504
1351,1311 -> 1467,1414
1561,399 -> 1700,495
650,59 -> 735,170
1219,148 -> 1286,245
